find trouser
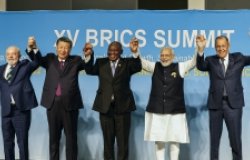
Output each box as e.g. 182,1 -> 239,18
2,105 -> 31,160
209,99 -> 242,160
99,102 -> 131,160
47,97 -> 79,160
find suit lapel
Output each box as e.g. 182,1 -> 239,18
113,59 -> 123,78
63,57 -> 72,73
53,59 -> 62,74
0,64 -> 7,82
105,60 -> 113,77
225,54 -> 234,77
214,57 -> 225,78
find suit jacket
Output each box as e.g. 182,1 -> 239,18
27,50 -> 90,110
85,55 -> 142,114
0,59 -> 39,116
197,52 -> 250,109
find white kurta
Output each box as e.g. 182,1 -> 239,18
144,112 -> 189,143
142,52 -> 197,143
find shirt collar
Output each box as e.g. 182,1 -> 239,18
7,64 -> 15,69
58,59 -> 66,62
110,59 -> 119,64
224,53 -> 229,62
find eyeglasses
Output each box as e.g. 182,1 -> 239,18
83,47 -> 92,52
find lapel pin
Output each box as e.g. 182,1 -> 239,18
171,72 -> 177,78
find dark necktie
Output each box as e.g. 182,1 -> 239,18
55,61 -> 64,96
111,61 -> 116,76
111,61 -> 116,101
221,58 -> 227,96
6,66 -> 14,83
59,61 -> 64,70
221,58 -> 225,75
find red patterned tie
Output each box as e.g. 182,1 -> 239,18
59,61 -> 64,69
55,61 -> 64,96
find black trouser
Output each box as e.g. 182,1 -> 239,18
100,103 -> 131,160
2,105 -> 31,160
209,99 -> 242,160
47,97 -> 79,160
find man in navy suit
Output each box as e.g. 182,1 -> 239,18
0,44 -> 39,160
196,35 -> 250,160
26,36 -> 93,160
85,41 -> 141,160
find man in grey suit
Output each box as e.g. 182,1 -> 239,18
85,41 -> 141,160
196,35 -> 250,160
0,45 -> 39,160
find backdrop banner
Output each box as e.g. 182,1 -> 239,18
0,10 -> 250,160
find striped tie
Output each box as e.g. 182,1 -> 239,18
6,66 -> 13,83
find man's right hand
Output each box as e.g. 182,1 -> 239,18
196,35 -> 206,53
83,42 -> 93,57
130,37 -> 139,54
27,36 -> 37,49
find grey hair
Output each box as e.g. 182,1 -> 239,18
6,46 -> 21,58
160,47 -> 175,55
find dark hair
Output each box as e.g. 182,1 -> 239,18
215,35 -> 229,44
108,41 -> 123,54
56,36 -> 73,49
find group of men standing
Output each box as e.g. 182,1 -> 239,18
0,36 -> 141,160
0,34 -> 248,160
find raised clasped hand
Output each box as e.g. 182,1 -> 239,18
83,42 -> 93,57
130,37 -> 139,53
196,35 -> 206,52
28,36 -> 37,49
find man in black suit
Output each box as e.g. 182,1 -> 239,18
0,45 -> 39,160
196,35 -> 250,160
85,40 -> 141,160
26,36 -> 93,160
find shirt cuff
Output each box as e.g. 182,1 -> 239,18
132,51 -> 140,58
83,55 -> 91,63
27,48 -> 39,54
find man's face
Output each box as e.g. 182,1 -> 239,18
160,49 -> 174,64
6,47 -> 20,66
108,44 -> 121,61
215,38 -> 229,59
56,41 -> 71,60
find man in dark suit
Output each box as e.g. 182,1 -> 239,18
26,36 -> 93,160
0,45 -> 39,160
85,41 -> 141,160
196,35 -> 250,160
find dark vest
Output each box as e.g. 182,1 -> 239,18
146,62 -> 186,114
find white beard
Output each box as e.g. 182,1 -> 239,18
7,60 -> 18,66
160,60 -> 172,67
